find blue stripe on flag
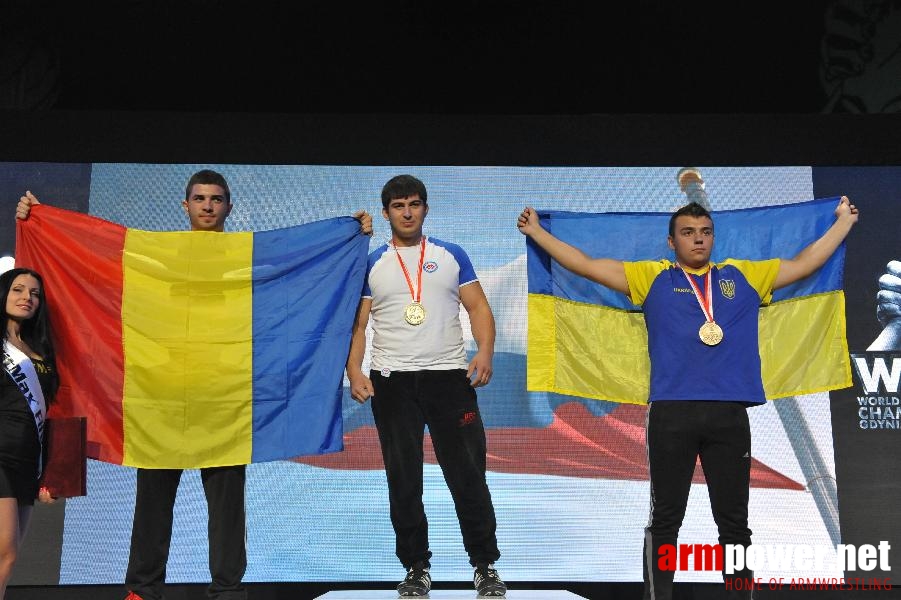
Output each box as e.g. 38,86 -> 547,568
251,217 -> 369,462
527,197 -> 844,307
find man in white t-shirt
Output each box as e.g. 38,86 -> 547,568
346,174 -> 506,598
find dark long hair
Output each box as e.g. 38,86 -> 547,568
1,268 -> 59,401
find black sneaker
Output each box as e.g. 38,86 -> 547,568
474,563 -> 506,597
397,562 -> 431,597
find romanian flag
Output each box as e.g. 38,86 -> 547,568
16,205 -> 368,469
527,197 -> 852,404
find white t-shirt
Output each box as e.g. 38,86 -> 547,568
363,237 -> 477,371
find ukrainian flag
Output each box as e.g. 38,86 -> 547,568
16,205 -> 368,468
527,197 -> 852,404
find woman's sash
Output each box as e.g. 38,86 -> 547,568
2,339 -> 47,477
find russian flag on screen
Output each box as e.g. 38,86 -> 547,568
15,204 -> 368,468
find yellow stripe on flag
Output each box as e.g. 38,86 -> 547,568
528,293 -> 650,404
529,290 -> 851,405
760,290 -> 851,399
122,230 -> 254,468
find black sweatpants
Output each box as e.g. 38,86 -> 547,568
125,465 -> 247,600
643,400 -> 755,600
371,368 -> 501,569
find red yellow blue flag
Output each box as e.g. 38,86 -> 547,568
16,205 -> 368,468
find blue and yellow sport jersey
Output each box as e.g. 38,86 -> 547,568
623,258 -> 781,405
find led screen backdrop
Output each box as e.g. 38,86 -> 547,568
1,162 -> 897,586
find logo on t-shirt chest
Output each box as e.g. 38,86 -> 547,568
719,279 -> 736,300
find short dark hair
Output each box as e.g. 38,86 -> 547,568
185,169 -> 231,203
0,267 -> 59,402
381,175 -> 427,209
669,201 -> 713,237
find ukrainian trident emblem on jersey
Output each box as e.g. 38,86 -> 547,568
719,278 -> 736,300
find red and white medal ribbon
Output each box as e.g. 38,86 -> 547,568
679,264 -> 714,324
677,263 -> 723,345
393,236 -> 427,325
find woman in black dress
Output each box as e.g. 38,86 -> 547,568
0,267 -> 58,597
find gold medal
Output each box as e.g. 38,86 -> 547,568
678,264 -> 724,347
699,321 -> 724,346
394,237 -> 428,326
404,301 -> 426,326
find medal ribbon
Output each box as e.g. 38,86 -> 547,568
393,236 -> 426,303
677,264 -> 715,324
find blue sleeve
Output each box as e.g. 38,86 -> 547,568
448,243 -> 477,285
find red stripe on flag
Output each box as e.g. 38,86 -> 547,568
296,402 -> 804,490
16,204 -> 126,464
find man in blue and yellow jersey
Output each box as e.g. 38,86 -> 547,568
517,198 -> 858,600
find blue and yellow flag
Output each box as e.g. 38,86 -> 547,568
527,197 -> 852,404
16,205 -> 368,468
